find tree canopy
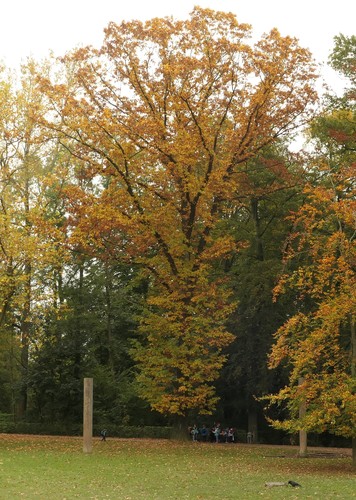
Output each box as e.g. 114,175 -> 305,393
37,7 -> 318,416
264,34 -> 356,461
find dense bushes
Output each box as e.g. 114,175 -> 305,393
0,415 -> 173,439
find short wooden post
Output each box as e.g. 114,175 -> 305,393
83,377 -> 93,453
298,377 -> 307,457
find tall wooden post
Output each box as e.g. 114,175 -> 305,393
298,377 -> 307,457
83,378 -> 93,453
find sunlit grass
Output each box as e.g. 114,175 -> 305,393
0,435 -> 354,499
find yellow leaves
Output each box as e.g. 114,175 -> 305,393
34,8 -> 319,418
267,161 -> 355,435
150,383 -> 219,416
268,277 -> 355,435
200,235 -> 236,261
132,266 -> 236,415
264,371 -> 356,437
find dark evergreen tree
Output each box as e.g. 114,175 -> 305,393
217,145 -> 305,440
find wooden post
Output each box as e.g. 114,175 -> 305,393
83,377 -> 93,453
298,377 -> 307,457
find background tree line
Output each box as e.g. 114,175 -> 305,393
0,10 -> 354,452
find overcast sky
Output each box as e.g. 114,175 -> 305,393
1,0 -> 354,92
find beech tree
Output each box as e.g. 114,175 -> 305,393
38,8 -> 318,416
265,35 -> 356,463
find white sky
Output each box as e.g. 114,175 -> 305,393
1,0 -> 355,92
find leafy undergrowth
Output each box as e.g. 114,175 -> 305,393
0,435 -> 354,499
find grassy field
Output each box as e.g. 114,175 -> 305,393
0,434 -> 354,499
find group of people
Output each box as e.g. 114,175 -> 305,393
189,424 -> 236,443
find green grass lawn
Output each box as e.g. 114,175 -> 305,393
0,434 -> 354,499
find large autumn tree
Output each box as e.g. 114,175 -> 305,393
265,34 -> 355,463
38,8 -> 318,417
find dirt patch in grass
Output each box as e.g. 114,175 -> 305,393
253,444 -> 354,476
259,444 -> 352,458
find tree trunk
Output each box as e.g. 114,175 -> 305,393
251,198 -> 264,261
104,264 -> 115,371
74,263 -> 84,380
298,377 -> 308,457
171,415 -> 190,441
248,410 -> 258,443
16,264 -> 31,419
351,317 -> 355,468
16,152 -> 32,420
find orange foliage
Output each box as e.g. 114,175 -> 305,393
266,137 -> 356,437
37,8 -> 318,415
